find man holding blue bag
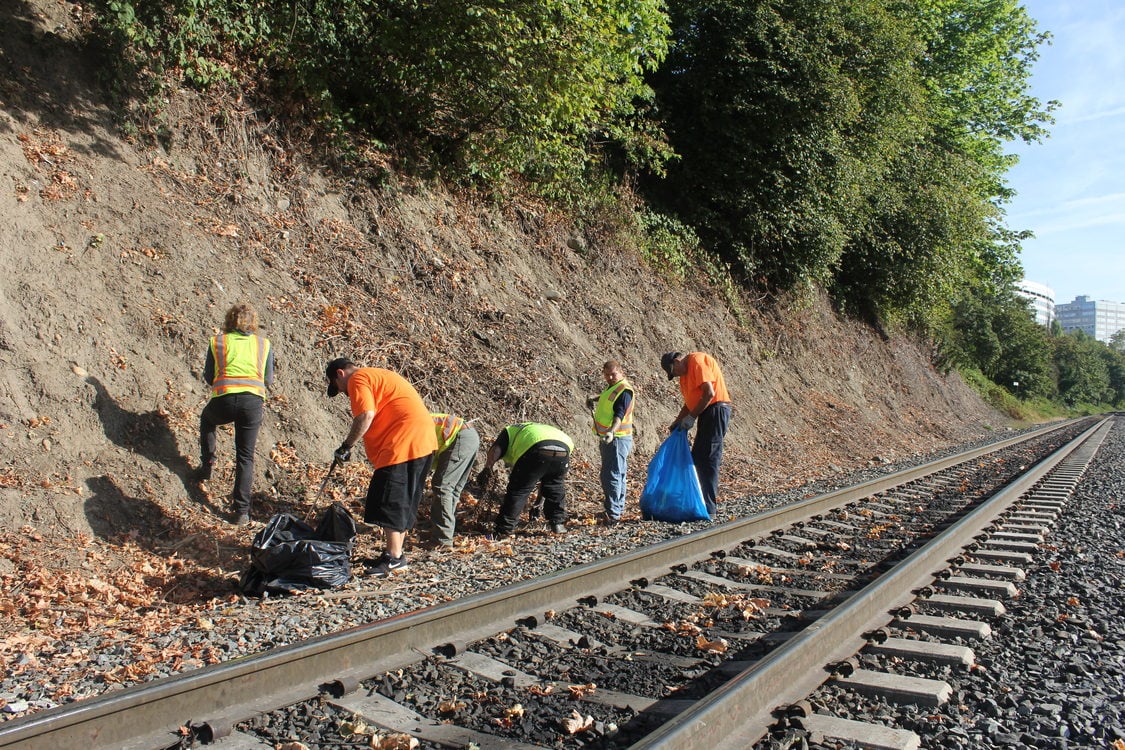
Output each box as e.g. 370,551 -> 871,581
660,351 -> 732,515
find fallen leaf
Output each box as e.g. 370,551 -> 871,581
561,710 -> 594,735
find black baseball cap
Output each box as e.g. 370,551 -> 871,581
660,352 -> 681,380
325,357 -> 354,397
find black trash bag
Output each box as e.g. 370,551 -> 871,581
238,502 -> 357,596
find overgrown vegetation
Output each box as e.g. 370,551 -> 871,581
88,0 -> 1116,415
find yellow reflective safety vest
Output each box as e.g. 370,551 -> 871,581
432,413 -> 465,454
592,379 -> 634,437
210,332 -> 270,398
501,423 -> 574,466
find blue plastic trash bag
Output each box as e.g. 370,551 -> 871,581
639,430 -> 710,522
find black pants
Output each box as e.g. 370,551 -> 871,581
495,447 -> 569,535
693,402 -> 731,515
200,392 -> 263,513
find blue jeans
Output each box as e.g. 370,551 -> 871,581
692,402 -> 731,515
599,435 -> 633,519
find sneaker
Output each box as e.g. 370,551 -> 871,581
599,512 -> 620,526
368,554 -> 409,577
551,522 -> 566,534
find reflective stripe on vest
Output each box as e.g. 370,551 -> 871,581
502,423 -> 574,465
593,379 -> 634,437
211,333 -> 269,398
432,413 -> 464,453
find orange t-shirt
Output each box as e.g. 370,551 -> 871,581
347,368 -> 437,469
679,352 -> 730,410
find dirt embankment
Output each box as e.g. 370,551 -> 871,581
0,0 -> 1006,600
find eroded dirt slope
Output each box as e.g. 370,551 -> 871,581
0,0 -> 1006,629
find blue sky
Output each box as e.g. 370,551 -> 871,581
1004,1 -> 1125,305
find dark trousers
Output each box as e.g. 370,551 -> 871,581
200,392 -> 263,513
692,402 -> 730,515
495,448 -> 569,534
365,453 -> 434,531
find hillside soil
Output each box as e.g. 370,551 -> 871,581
0,0 -> 1009,691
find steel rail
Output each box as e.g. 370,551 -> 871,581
629,417 -> 1111,750
0,419 -> 1086,750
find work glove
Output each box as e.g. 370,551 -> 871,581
678,415 -> 696,431
475,466 -> 493,486
333,442 -> 352,462
601,433 -> 615,445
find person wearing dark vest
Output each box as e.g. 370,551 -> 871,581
591,360 -> 634,524
199,303 -> 274,526
476,422 -> 574,537
660,351 -> 731,516
428,412 -> 480,547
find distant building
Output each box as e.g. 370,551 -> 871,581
1055,295 -> 1125,343
1015,280 -> 1055,327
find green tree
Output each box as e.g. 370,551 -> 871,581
1053,332 -> 1111,407
834,0 -> 1053,327
97,0 -> 673,196
645,0 -> 925,289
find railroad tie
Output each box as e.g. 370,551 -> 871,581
682,568 -> 836,600
894,613 -> 992,640
955,562 -> 1026,581
513,622 -> 709,669
867,637 -> 975,667
447,652 -> 695,716
923,593 -> 1006,617
798,714 -> 921,750
940,575 -> 1018,599
721,555 -> 856,581
998,523 -> 1050,535
330,691 -> 546,750
530,622 -> 608,651
989,530 -> 1045,544
834,669 -> 953,707
967,548 -> 1033,566
977,538 -> 1040,554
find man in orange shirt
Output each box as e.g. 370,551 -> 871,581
660,351 -> 732,515
326,358 -> 437,577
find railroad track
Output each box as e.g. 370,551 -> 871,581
0,417 -> 1106,750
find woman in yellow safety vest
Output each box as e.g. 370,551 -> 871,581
198,303 -> 274,526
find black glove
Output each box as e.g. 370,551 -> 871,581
333,442 -> 352,462
475,466 -> 493,485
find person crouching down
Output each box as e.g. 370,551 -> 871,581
477,422 -> 574,537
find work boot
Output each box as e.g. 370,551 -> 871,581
194,462 -> 213,482
231,512 -> 250,526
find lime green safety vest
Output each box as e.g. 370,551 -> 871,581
432,413 -> 465,454
501,423 -> 574,466
210,332 -> 270,398
592,379 -> 634,437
